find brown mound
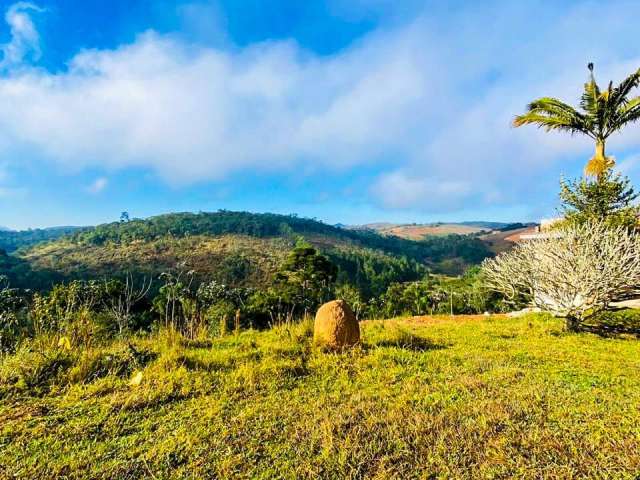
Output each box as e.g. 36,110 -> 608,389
313,300 -> 360,349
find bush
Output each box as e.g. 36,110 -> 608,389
68,344 -> 156,384
204,301 -> 237,336
483,222 -> 640,330
0,344 -> 74,395
0,277 -> 30,353
582,309 -> 640,334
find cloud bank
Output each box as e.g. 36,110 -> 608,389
1,1 -> 640,215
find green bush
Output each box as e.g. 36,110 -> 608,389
204,301 -> 237,336
68,344 -> 156,384
0,344 -> 74,395
584,309 -> 640,333
0,277 -> 30,353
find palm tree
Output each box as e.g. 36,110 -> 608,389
513,63 -> 640,179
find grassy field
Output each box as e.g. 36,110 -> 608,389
369,223 -> 488,240
1,314 -> 639,479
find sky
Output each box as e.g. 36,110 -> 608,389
1,0 -> 640,230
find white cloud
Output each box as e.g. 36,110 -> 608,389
371,171 -> 471,210
0,2 -> 42,69
86,177 -> 108,194
0,2 -> 640,215
0,26 -> 435,184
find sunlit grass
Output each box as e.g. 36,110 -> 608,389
1,313 -> 639,478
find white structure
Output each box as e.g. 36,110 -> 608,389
519,217 -> 562,240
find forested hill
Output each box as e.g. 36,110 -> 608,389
68,211 -> 491,264
0,226 -> 85,254
1,211 -> 493,292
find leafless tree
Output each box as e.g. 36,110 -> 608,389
482,222 -> 640,331
105,273 -> 152,334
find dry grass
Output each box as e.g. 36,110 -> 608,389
376,224 -> 488,240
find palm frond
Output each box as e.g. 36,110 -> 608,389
514,65 -> 640,179
580,78 -> 601,116
513,97 -> 591,136
513,113 -> 589,135
615,96 -> 640,128
609,68 -> 640,108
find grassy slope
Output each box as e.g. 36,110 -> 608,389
20,234 -> 290,286
17,232 -> 426,289
374,224 -> 487,240
1,314 -> 639,479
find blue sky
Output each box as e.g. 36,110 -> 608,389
1,0 -> 640,229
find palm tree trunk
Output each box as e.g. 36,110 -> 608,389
595,140 -> 605,161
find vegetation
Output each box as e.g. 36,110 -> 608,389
0,240 -> 502,357
514,63 -> 640,178
0,211 -> 493,299
482,222 -> 640,331
0,191 -> 636,478
64,210 -> 492,271
0,226 -> 83,254
1,314 -> 638,478
559,170 -> 639,229
0,276 -> 29,353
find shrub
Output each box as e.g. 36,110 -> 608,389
68,344 -> 156,384
0,344 -> 74,395
204,301 -> 236,337
0,277 -> 30,353
482,222 -> 640,331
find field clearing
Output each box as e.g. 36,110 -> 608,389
480,227 -> 536,253
1,314 -> 639,479
375,224 -> 488,240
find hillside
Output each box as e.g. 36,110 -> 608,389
0,226 -> 85,254
1,211 -> 493,291
2,314 -> 638,478
372,223 -> 489,239
480,225 -> 539,254
357,221 -> 532,241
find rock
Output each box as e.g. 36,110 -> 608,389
313,300 -> 360,349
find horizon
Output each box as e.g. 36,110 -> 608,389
1,0 -> 640,229
0,208 -> 526,232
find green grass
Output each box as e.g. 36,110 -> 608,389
1,314 -> 639,479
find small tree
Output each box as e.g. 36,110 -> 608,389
482,222 -> 640,331
104,273 -> 152,334
273,239 -> 337,320
154,267 -> 195,330
559,170 -> 639,229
